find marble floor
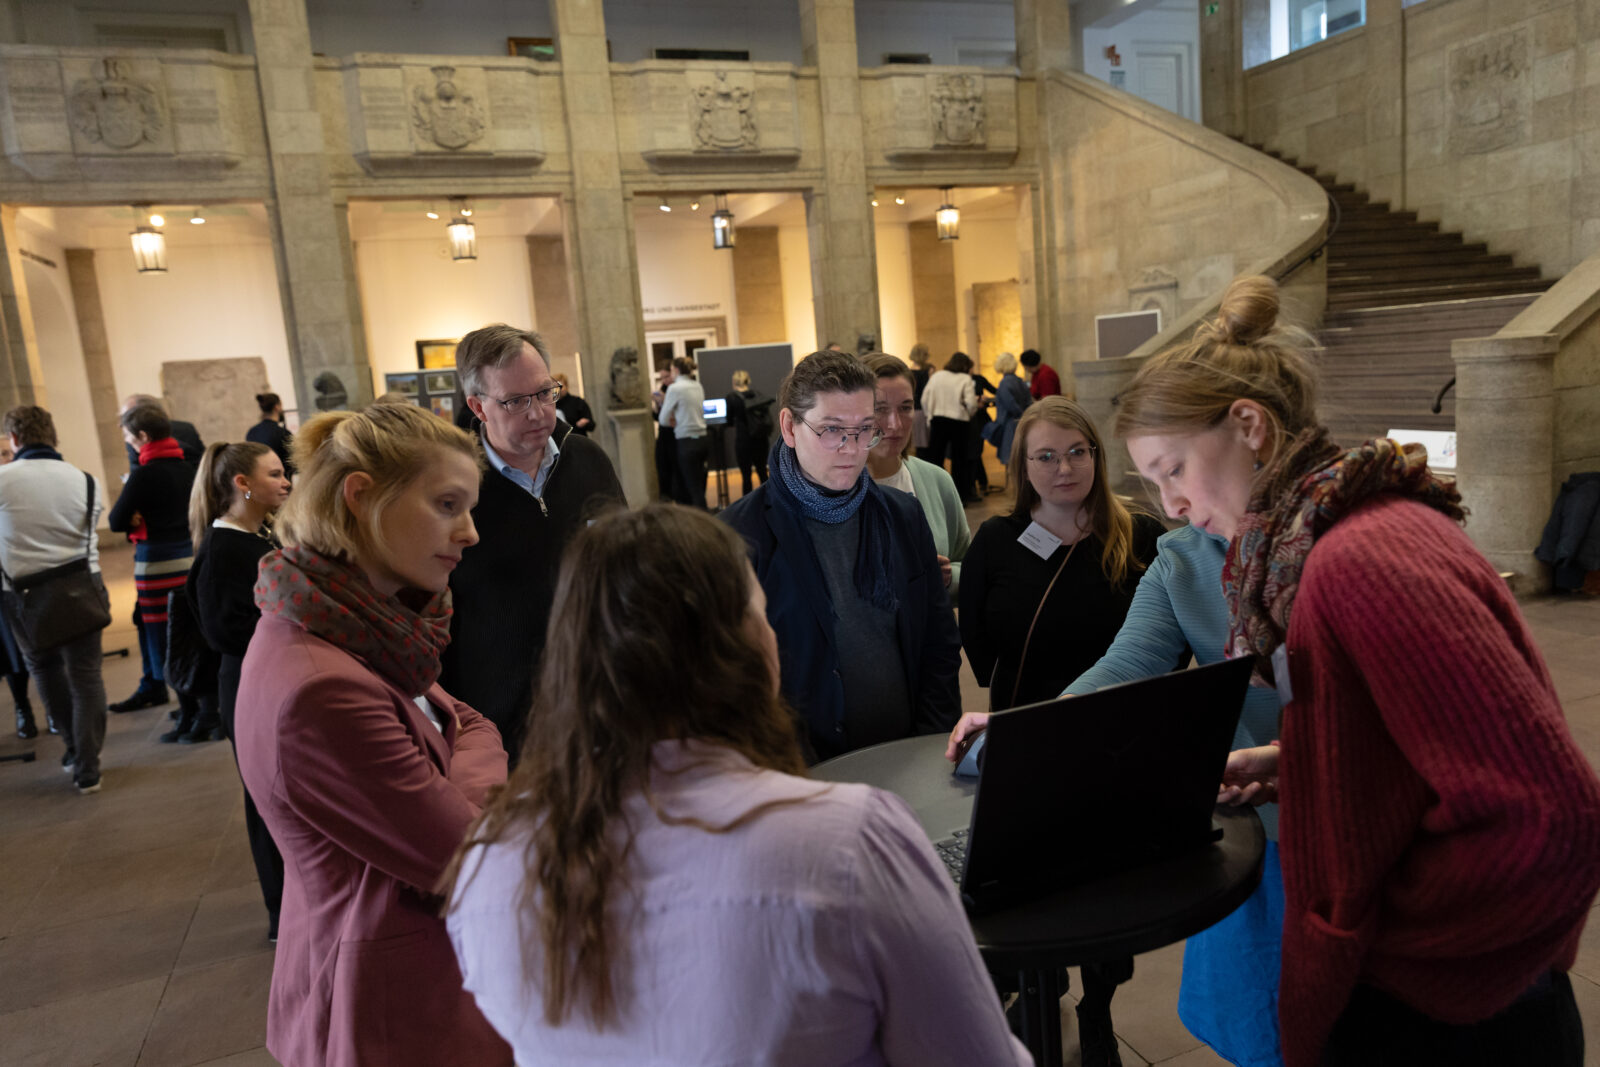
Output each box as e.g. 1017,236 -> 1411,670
3,516 -> 1600,1066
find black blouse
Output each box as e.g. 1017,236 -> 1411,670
188,526 -> 274,657
959,511 -> 1164,710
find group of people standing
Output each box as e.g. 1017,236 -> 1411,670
4,280 -> 1597,1067
915,344 -> 1060,503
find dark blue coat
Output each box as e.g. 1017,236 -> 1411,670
720,482 -> 963,763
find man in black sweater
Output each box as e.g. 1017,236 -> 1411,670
439,324 -> 625,764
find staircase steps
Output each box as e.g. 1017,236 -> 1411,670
1239,140 -> 1553,445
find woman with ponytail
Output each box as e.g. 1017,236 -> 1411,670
1116,275 -> 1600,1066
187,440 -> 290,939
234,403 -> 510,1067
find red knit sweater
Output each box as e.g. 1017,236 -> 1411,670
1275,495 -> 1600,1067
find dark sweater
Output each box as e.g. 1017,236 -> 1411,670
439,422 -> 625,761
959,511 -> 1163,709
108,455 -> 198,545
189,526 -> 273,657
246,419 -> 295,474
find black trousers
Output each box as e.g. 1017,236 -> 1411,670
928,416 -> 976,501
674,434 -> 711,509
1323,971 -> 1583,1066
655,425 -> 679,502
219,653 -> 285,935
735,435 -> 767,495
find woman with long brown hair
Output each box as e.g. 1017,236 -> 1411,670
445,504 -> 1026,1065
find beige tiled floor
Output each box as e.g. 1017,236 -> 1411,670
3,522 -> 1599,1066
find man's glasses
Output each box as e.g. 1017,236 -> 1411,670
481,382 -> 564,414
1026,445 -> 1096,470
797,416 -> 882,451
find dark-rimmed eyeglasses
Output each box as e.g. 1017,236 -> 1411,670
797,416 -> 882,451
480,382 -> 564,414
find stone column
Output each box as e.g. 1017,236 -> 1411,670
1015,0 -> 1072,385
247,0 -> 373,411
1453,334 -> 1556,591
526,235 -> 582,388
548,0 -> 655,504
799,0 -> 881,352
1201,0 -> 1248,138
1073,354 -> 1146,496
0,205 -> 42,411
64,250 -> 128,488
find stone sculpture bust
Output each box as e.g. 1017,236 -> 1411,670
313,371 -> 349,412
609,346 -> 644,408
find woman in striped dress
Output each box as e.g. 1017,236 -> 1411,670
108,403 -> 202,736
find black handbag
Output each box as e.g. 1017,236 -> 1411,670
1,472 -> 111,651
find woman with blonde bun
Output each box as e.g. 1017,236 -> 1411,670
235,402 -> 510,1067
1116,275 -> 1600,1067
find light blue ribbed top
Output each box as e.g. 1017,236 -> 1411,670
1065,522 -> 1283,839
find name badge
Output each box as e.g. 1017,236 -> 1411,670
1017,521 -> 1063,561
1271,644 -> 1294,706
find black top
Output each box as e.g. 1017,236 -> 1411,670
912,367 -> 930,411
245,418 -> 295,474
107,455 -> 198,545
959,511 -> 1164,710
188,526 -> 274,657
438,421 -> 626,762
554,393 -> 594,436
125,419 -> 204,469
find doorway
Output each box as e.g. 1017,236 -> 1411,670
645,323 -> 722,383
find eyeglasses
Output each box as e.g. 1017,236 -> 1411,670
480,382 -> 564,414
1026,445 -> 1097,470
797,416 -> 882,451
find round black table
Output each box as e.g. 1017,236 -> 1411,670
813,733 -> 1265,1067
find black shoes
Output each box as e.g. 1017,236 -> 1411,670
1075,1003 -> 1124,1067
109,686 -> 168,713
14,705 -> 36,739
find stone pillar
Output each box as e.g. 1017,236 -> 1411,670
732,228 -> 786,344
799,0 -> 880,352
1201,0 -> 1248,138
1015,0 -> 1072,385
526,235 -> 583,389
0,206 -> 42,411
1453,334 -> 1556,591
64,250 -> 127,488
247,0 -> 373,411
1073,354 -> 1146,496
548,0 -> 655,503
908,221 -> 957,360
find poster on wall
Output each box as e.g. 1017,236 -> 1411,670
425,371 -> 458,394
385,372 -> 420,397
385,369 -> 459,419
416,339 -> 459,370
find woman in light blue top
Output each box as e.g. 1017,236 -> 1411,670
865,353 -> 972,595
984,351 -> 1032,464
949,521 -> 1285,1067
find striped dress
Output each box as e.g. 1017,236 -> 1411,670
134,538 -> 194,627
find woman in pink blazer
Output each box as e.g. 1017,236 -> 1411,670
236,402 -> 511,1067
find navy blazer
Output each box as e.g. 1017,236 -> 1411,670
721,482 -> 963,763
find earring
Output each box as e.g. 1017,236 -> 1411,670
1253,459 -> 1263,472
245,490 -> 252,501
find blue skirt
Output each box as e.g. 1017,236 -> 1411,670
1178,839 -> 1285,1067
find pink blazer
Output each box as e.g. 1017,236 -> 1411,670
236,614 -> 512,1067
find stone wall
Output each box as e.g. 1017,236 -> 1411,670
1240,0 -> 1600,277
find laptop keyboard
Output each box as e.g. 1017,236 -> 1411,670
933,828 -> 969,884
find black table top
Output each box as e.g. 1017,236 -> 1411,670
813,733 -> 1265,972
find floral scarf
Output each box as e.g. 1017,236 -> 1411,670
1223,428 -> 1466,688
254,545 -> 453,697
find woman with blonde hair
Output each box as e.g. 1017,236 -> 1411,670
235,402 -> 510,1067
445,504 -> 1027,1065
1118,274 -> 1600,1066
187,440 -> 291,939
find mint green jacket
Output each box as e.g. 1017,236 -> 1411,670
903,457 -> 973,597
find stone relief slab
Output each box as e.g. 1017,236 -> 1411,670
161,356 -> 268,447
619,62 -> 800,172
340,54 -> 546,176
864,68 -> 1018,167
0,46 -> 247,178
1448,29 -> 1531,157
1129,266 -> 1179,323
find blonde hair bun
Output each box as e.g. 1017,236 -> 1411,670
1210,275 -> 1280,347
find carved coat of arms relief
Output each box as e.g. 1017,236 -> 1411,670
412,65 -> 487,151
692,71 -> 759,151
68,58 -> 166,150
931,74 -> 985,147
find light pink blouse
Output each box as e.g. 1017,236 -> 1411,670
447,739 -> 1031,1066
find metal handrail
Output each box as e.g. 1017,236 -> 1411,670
1431,376 -> 1456,414
1275,188 -> 1341,281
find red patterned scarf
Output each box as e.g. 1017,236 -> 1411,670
254,545 -> 454,697
1223,428 -> 1466,688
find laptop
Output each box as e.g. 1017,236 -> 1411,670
937,656 -> 1254,913
702,397 -> 728,422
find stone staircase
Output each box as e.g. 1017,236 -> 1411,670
1256,146 -> 1553,446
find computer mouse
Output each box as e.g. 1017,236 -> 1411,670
954,731 -> 986,779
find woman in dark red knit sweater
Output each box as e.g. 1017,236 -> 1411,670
1115,275 -> 1600,1067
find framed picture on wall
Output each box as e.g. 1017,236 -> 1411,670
386,372 -> 420,396
430,395 -> 455,419
416,339 -> 459,370
424,370 -> 458,394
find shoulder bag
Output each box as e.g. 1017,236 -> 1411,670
1,471 -> 111,651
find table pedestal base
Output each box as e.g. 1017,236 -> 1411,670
1017,967 -> 1066,1067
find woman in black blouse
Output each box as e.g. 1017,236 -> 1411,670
245,393 -> 294,476
959,396 -> 1163,711
187,440 -> 291,940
